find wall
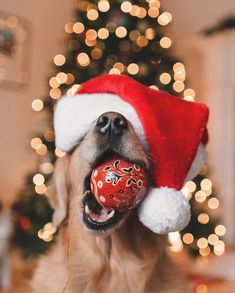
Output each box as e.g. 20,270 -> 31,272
0,0 -> 73,204
163,0 -> 235,91
163,0 -> 235,43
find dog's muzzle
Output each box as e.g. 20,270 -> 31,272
81,111 -> 146,234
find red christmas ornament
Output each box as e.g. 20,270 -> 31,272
90,157 -> 148,212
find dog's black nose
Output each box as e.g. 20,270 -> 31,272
96,112 -> 127,136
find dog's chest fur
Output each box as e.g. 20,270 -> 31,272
31,213 -> 188,293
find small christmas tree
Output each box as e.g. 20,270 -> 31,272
13,0 -> 225,258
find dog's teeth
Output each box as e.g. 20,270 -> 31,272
85,205 -> 90,214
107,210 -> 115,219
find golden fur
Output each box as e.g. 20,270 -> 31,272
31,117 -> 189,293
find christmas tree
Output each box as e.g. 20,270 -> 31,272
13,0 -> 225,258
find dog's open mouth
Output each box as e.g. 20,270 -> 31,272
81,149 -> 149,233
82,191 -> 124,232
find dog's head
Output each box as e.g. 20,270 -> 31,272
49,75 -> 209,236
49,111 -> 151,236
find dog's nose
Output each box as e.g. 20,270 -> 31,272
96,112 -> 127,136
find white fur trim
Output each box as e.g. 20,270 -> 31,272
138,187 -> 191,234
185,143 -> 208,182
54,93 -> 147,152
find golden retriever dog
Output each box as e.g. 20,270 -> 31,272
31,112 -> 189,293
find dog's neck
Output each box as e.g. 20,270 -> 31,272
64,211 -> 169,292
32,211 -> 187,293
78,210 -> 167,259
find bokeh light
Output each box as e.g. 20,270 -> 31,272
197,237 -> 208,249
87,9 -> 99,21
208,197 -> 219,209
159,72 -> 171,84
201,179 -> 212,190
158,12 -> 172,26
198,213 -> 209,224
54,54 -> 66,66
195,191 -> 207,203
98,0 -> 110,12
215,225 -> 226,236
208,234 -> 219,245
184,181 -> 196,192
31,138 -> 42,150
77,53 -> 90,66
115,26 -> 127,38
127,63 -> 139,75
121,1 -> 132,13
98,28 -> 109,39
160,36 -> 172,48
33,173 -> 45,186
32,99 -> 44,111
73,22 -> 85,34
182,233 -> 194,244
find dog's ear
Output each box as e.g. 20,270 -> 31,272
47,155 -> 70,227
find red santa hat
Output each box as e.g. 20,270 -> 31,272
54,75 -> 209,234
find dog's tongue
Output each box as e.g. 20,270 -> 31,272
85,205 -> 115,223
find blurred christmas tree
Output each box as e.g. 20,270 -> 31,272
170,174 -> 225,258
13,0 -> 225,258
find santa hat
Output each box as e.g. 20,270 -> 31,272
54,75 -> 209,234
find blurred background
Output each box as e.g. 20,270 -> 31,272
0,0 -> 235,292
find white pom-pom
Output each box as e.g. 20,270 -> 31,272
138,187 -> 191,234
